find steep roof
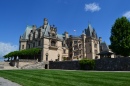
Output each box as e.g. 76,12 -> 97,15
22,25 -> 32,39
84,24 -> 98,38
100,42 -> 109,51
43,23 -> 50,37
21,20 -> 65,41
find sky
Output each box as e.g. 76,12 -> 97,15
0,0 -> 130,58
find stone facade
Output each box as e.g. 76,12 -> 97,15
19,18 -> 111,62
20,18 -> 69,63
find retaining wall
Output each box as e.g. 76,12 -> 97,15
49,57 -> 130,71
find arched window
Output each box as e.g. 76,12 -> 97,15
79,44 -> 82,48
51,41 -> 56,46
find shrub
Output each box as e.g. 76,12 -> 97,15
79,59 -> 95,70
63,57 -> 67,61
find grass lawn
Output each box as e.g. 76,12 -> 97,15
0,70 -> 130,86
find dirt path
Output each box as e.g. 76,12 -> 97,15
0,77 -> 21,86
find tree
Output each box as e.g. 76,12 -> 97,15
110,17 -> 130,57
3,48 -> 41,60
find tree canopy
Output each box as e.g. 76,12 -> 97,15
3,48 -> 41,58
110,17 -> 130,56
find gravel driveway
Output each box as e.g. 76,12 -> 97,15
0,77 -> 21,86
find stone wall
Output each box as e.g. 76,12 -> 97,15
49,57 -> 130,71
95,57 -> 130,71
49,61 -> 80,70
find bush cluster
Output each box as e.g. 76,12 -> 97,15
79,59 -> 95,70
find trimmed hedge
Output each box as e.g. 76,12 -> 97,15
79,59 -> 95,70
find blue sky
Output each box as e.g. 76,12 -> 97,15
0,0 -> 130,57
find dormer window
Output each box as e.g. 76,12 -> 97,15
51,41 -> 56,46
52,34 -> 56,38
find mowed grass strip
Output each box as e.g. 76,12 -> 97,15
0,70 -> 130,86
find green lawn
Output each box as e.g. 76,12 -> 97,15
0,70 -> 130,86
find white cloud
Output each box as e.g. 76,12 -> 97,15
0,42 -> 18,58
123,11 -> 130,19
85,3 -> 101,12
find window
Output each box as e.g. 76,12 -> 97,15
95,50 -> 97,54
33,43 -> 35,47
51,41 -> 56,46
22,45 -> 24,49
74,52 -> 77,56
33,32 -> 35,39
52,34 -> 55,37
74,41 -> 77,44
74,46 -> 78,50
38,41 -> 41,46
63,50 -> 66,54
46,55 -> 48,61
29,34 -> 30,40
74,52 -> 78,56
90,50 -> 91,53
38,30 -> 41,38
94,44 -> 97,48
28,44 -> 30,48
100,46 -> 103,51
35,42 -> 37,46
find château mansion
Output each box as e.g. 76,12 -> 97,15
19,18 -> 111,62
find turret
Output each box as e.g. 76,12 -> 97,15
99,37 -> 102,44
32,25 -> 36,32
64,31 -> 69,39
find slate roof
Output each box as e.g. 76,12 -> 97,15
21,25 -> 32,40
21,22 -> 65,41
84,24 -> 98,38
100,42 -> 109,51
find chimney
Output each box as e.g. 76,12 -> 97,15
99,37 -> 102,44
43,18 -> 48,29
64,31 -> 69,39
32,25 -> 36,32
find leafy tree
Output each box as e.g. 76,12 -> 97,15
110,17 -> 130,56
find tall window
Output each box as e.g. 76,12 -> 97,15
22,45 -> 24,49
74,52 -> 77,56
95,50 -> 97,54
38,30 -> 41,38
33,43 -> 35,47
63,50 -> 66,54
28,44 -> 30,48
46,55 -> 48,61
38,41 -> 41,46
